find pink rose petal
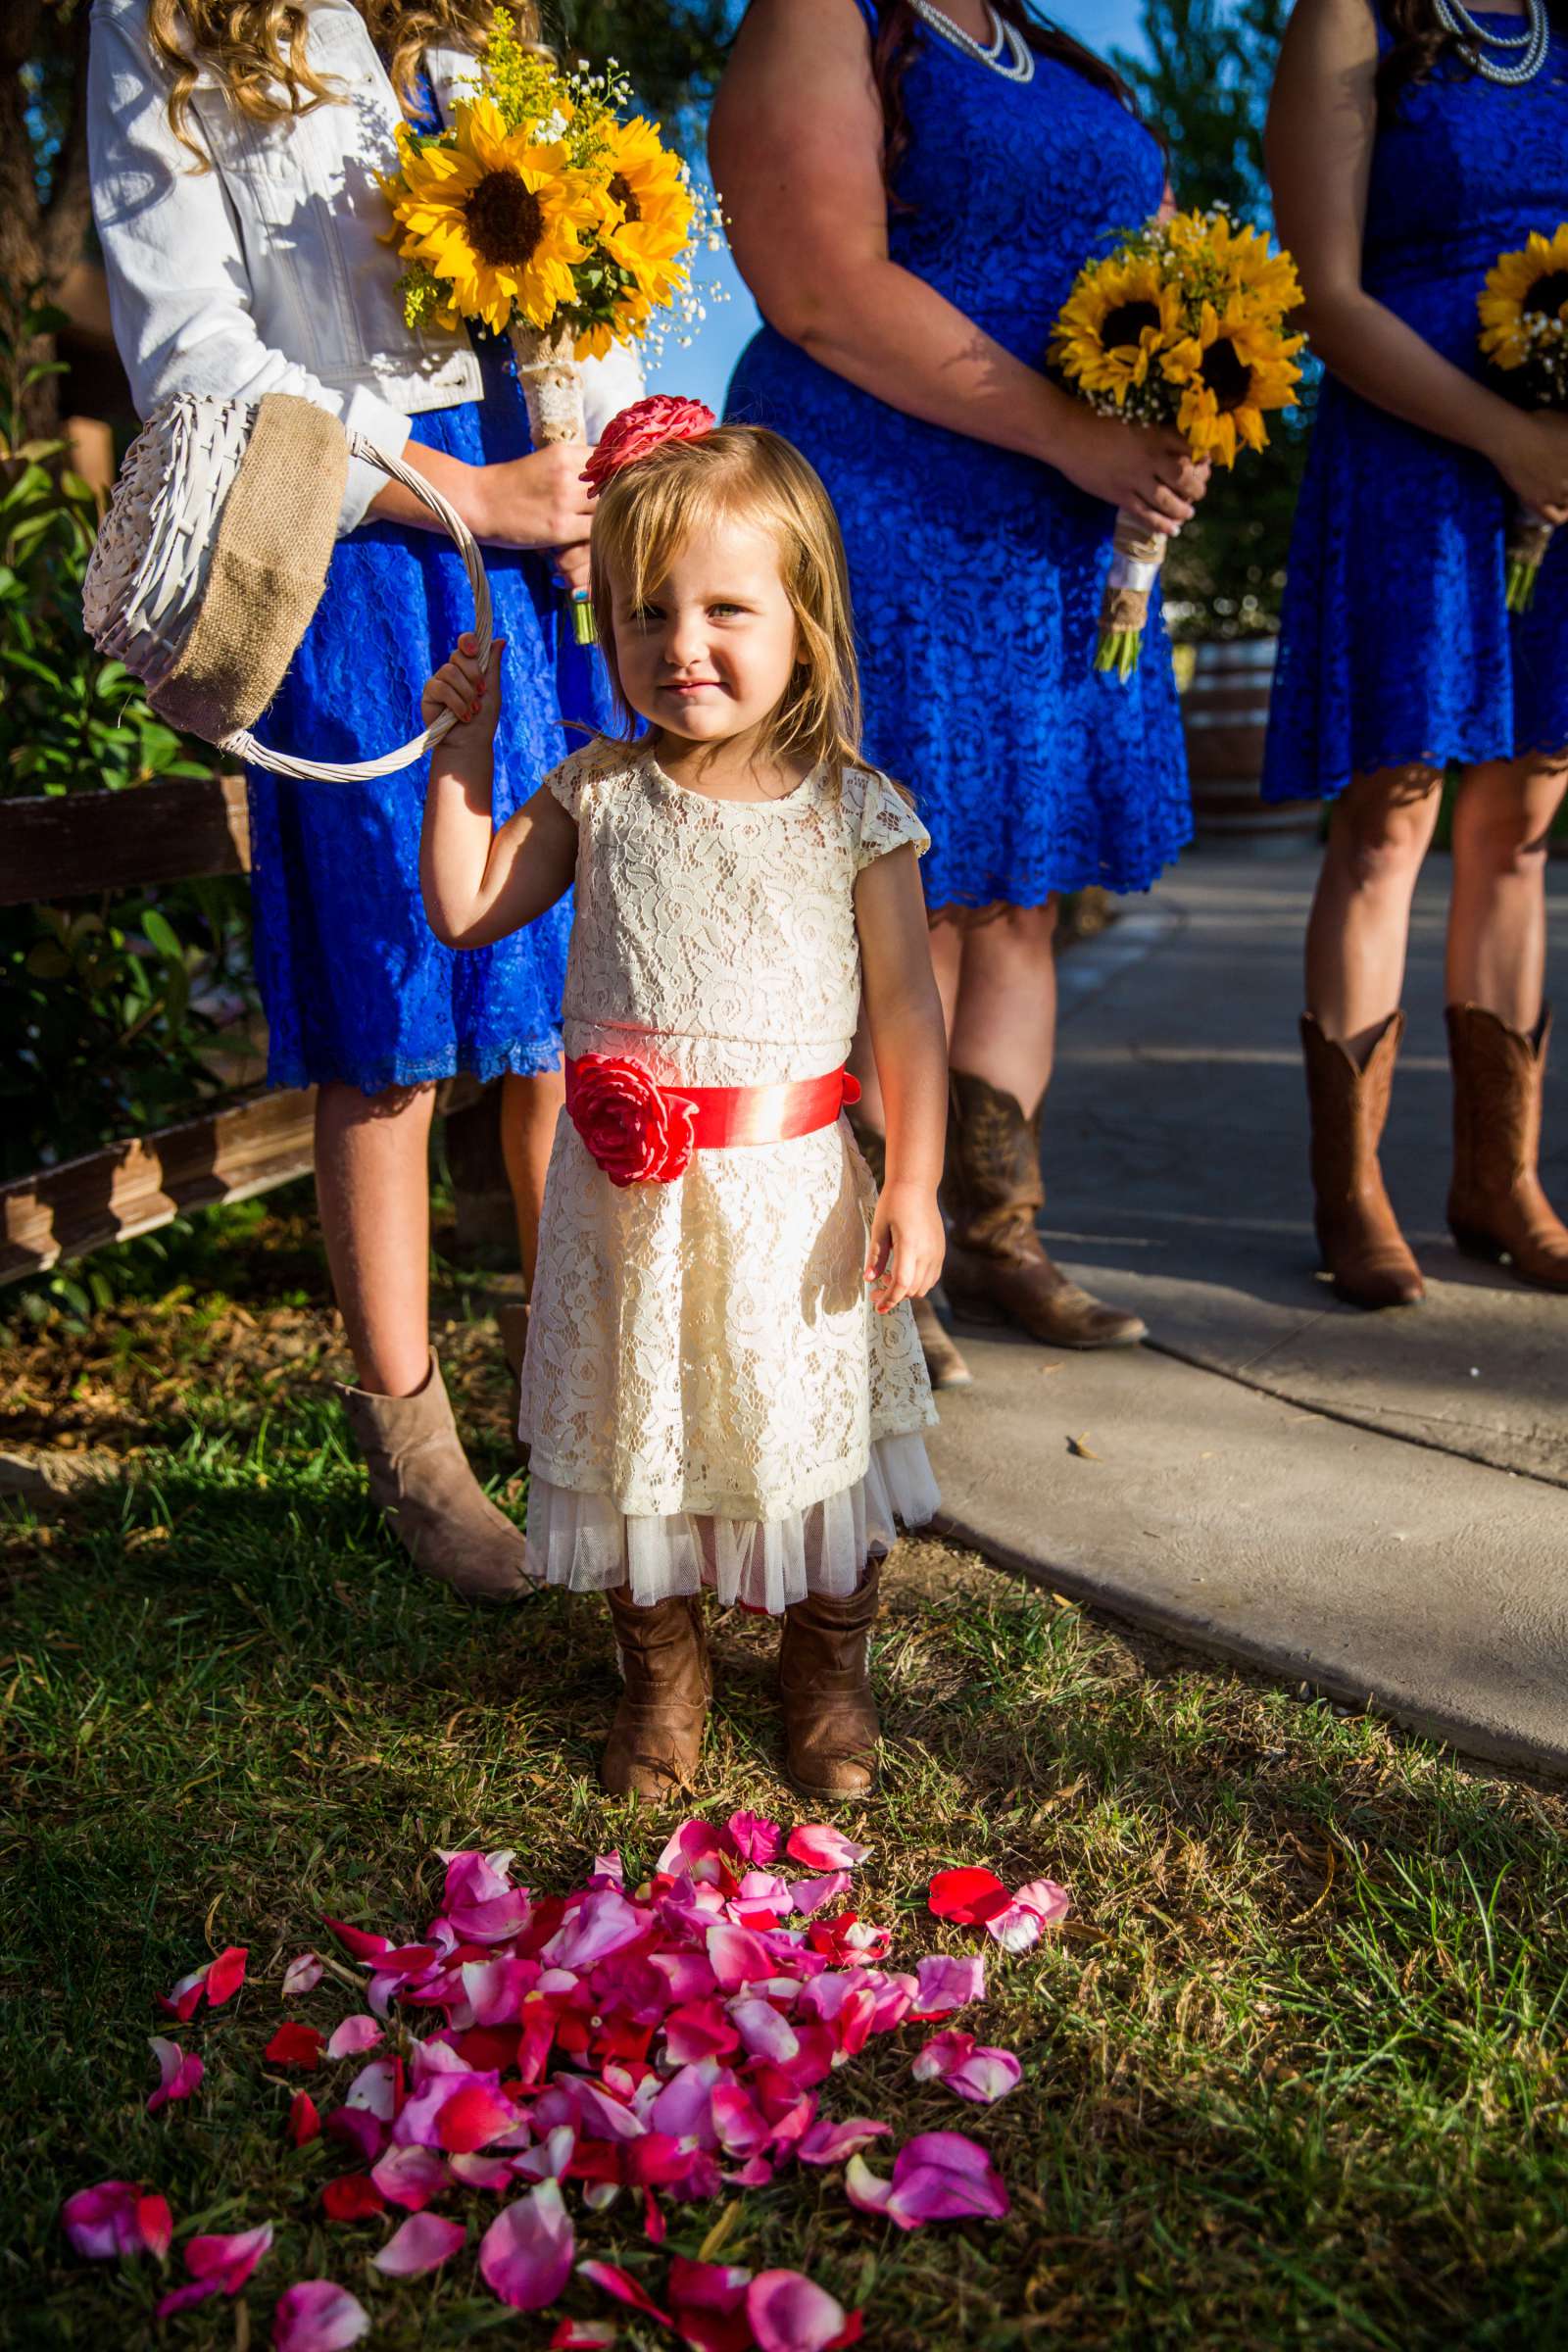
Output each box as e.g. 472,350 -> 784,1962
747,2270 -> 858,2352
578,2260 -> 672,2323
153,2219 -> 278,2314
62,2181 -> 172,2261
371,2212 -> 467,2277
789,1872 -> 852,1917
542,1888 -> 647,1973
147,2034 -> 204,2113
785,1826 -> 869,1872
657,1820 -> 723,1878
282,1951 -> 323,1998
892,2131 -> 1010,2227
798,2116 -> 892,2166
326,2014 -> 383,2059
271,2279 -> 370,2351
707,1922 -> 774,1990
479,2181 -> 575,2310
912,2031 -> 1020,2104
371,2144 -> 449,2210
436,2079 -> 520,2154
911,1954 -> 985,2016
722,1811 -> 783,1865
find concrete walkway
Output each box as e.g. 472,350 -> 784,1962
928,849 -> 1568,1776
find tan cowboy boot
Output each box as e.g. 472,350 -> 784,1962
779,1562 -> 882,1798
1300,1011 -> 1424,1309
1446,1003 -> 1568,1290
339,1349 -> 531,1599
602,1590 -> 710,1799
847,1104 -> 972,1389
941,1072 -> 1146,1348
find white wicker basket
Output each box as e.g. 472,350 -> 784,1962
83,393 -> 492,784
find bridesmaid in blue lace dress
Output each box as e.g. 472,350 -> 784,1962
1263,0 -> 1568,1308
90,0 -> 620,1598
713,0 -> 1208,1373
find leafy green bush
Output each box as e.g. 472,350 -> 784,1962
0,281 -> 259,1181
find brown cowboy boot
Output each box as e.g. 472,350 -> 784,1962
601,1590 -> 710,1799
847,1105 -> 972,1389
941,1072 -> 1146,1348
780,1561 -> 882,1798
1299,1011 -> 1424,1308
1446,1003 -> 1568,1290
339,1349 -> 532,1600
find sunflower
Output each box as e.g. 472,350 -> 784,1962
1480,222 -> 1568,369
1050,256 -> 1185,408
1159,297 -> 1304,466
385,95 -> 599,336
592,115 -> 694,316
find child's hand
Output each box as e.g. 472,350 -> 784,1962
866,1180 -> 946,1314
421,633 -> 505,754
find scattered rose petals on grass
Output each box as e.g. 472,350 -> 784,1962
155,2222 -> 274,2319
847,2130 -> 1010,2230
62,2181 -> 172,2261
282,1951 -> 323,1998
146,2035 -> 204,2113
985,1878 -> 1071,1953
928,1867 -> 1069,1951
372,2212 -> 467,2277
266,2022 -> 324,2070
272,2279 -> 370,2351
480,2181 -> 576,2310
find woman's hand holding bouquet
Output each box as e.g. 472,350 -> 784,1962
1050,209 -> 1305,679
379,6 -> 722,640
1479,225 -> 1568,610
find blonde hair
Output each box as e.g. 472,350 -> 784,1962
590,425 -> 864,785
148,0 -> 539,160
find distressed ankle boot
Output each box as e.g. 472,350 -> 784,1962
1446,1003 -> 1568,1290
780,1562 -> 882,1798
1300,1011 -> 1424,1308
601,1590 -> 710,1799
340,1349 -> 531,1599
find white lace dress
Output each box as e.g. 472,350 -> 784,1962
517,739 -> 940,1613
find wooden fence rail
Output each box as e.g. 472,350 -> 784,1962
2,774 -> 502,1287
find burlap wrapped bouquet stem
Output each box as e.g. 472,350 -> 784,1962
509,320 -> 596,645
1096,510 -> 1171,680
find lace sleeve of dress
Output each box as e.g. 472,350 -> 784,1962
544,736 -> 619,822
850,765 -> 933,871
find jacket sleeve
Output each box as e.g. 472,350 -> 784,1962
87,3 -> 412,535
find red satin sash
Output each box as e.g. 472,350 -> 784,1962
566,1058 -> 860,1151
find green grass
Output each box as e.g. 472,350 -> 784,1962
6,1200 -> 1568,2348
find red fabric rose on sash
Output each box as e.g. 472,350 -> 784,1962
566,1055 -> 698,1187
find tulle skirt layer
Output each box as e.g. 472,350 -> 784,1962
524,1433 -> 939,1616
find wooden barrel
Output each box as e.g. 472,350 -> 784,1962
1181,638 -> 1322,848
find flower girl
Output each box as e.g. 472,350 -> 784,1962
419,398 -> 946,1799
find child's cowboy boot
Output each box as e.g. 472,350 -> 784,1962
942,1072 -> 1146,1348
780,1562 -> 882,1797
1300,1011 -> 1425,1308
1446,1003 -> 1568,1289
602,1591 -> 710,1799
847,1104 -> 972,1389
339,1349 -> 531,1601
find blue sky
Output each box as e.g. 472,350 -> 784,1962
647,2 -> 1155,413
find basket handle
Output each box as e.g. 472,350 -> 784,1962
219,430 -> 495,784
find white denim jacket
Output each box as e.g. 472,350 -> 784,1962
88,0 -> 640,534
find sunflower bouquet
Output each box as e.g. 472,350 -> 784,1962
1050,210 -> 1305,680
380,8 -> 713,640
1479,224 -> 1568,612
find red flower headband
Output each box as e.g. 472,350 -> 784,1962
582,395 -> 717,498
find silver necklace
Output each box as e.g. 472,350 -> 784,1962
1433,0 -> 1550,83
906,0 -> 1036,84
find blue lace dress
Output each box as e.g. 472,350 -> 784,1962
1264,6 -> 1568,805
725,4 -> 1190,909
